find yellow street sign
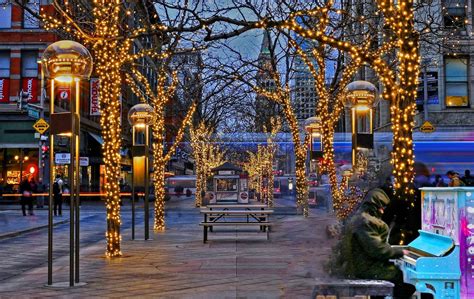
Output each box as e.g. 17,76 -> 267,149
420,121 -> 435,133
33,118 -> 49,134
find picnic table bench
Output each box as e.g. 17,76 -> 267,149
312,279 -> 394,299
200,204 -> 273,243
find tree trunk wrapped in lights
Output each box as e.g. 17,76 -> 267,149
244,143 -> 275,205
95,41 -> 124,257
244,151 -> 262,200
151,106 -> 167,231
190,123 -> 206,207
262,118 -> 280,207
126,70 -> 197,231
190,122 -> 226,207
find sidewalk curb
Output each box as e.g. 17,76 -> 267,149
0,219 -> 70,240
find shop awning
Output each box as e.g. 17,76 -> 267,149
88,132 -> 103,145
0,143 -> 38,148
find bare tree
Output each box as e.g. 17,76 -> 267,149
151,0 -> 453,200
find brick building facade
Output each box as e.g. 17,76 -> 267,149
0,1 -> 58,192
0,1 -> 163,195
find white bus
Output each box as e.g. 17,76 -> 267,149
165,175 -> 196,197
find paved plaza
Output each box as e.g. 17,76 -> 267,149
0,197 -> 337,298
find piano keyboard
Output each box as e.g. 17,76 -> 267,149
406,251 -> 421,261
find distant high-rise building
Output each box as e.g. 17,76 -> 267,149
292,55 -> 317,126
254,31 -> 281,132
168,51 -> 203,174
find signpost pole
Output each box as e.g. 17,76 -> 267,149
47,79 -> 54,286
39,62 -> 45,183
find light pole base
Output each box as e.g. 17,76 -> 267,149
44,282 -> 87,288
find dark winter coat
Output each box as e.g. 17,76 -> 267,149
331,188 -> 404,280
19,179 -> 33,201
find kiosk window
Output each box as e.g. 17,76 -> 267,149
216,178 -> 237,192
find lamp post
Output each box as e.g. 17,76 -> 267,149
38,59 -> 45,184
15,152 -> 29,183
128,103 -> 154,241
304,116 -> 322,175
42,40 -> 92,287
343,80 -> 377,171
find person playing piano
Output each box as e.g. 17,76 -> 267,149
328,188 -> 415,299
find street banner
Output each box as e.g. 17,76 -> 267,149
90,78 -> 100,116
22,77 -> 38,103
0,78 -> 9,103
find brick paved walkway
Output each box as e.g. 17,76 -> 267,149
0,197 -> 338,298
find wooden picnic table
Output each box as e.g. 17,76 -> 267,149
199,206 -> 274,243
204,204 -> 268,209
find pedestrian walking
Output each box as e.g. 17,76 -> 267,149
53,174 -> 64,216
447,170 -> 465,187
462,169 -> 474,186
0,180 -> 4,201
433,174 -> 446,187
29,177 -> 38,208
36,178 -> 45,208
327,188 -> 415,299
19,177 -> 34,216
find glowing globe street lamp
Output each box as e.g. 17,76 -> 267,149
128,103 -> 154,241
343,80 -> 377,170
42,40 -> 92,287
305,116 -> 323,175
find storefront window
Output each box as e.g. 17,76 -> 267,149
445,57 -> 469,107
23,0 -> 40,29
0,1 -> 12,29
21,51 -> 38,103
21,51 -> 38,77
0,51 -> 10,103
0,51 -> 9,77
0,148 -> 38,192
442,0 -> 467,29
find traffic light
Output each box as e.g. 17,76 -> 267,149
17,89 -> 30,110
41,143 -> 49,167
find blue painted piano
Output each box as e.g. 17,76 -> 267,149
420,187 -> 474,298
393,230 -> 461,299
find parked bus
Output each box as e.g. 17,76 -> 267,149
273,175 -> 296,197
165,175 -> 196,197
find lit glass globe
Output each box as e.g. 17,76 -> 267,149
128,103 -> 155,127
343,80 -> 377,109
304,116 -> 321,133
42,40 -> 93,81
